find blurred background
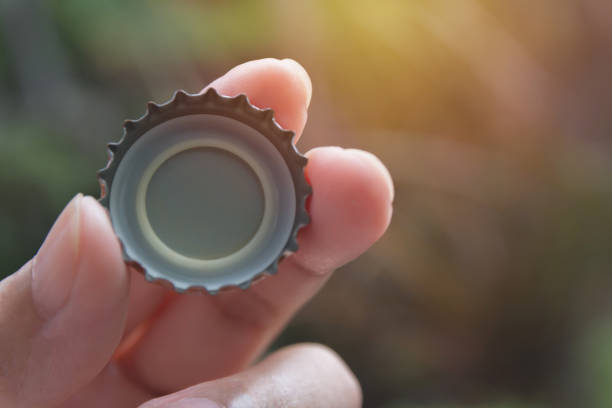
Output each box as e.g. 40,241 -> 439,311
2,1 -> 612,407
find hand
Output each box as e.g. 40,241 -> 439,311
0,59 -> 394,408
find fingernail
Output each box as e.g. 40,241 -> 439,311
168,398 -> 222,408
32,194 -> 83,319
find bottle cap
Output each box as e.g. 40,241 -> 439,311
97,88 -> 311,293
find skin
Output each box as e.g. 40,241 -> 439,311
0,59 -> 394,408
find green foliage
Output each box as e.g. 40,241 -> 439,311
581,320 -> 612,408
50,0 -> 274,71
0,122 -> 92,277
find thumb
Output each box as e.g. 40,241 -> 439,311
139,343 -> 362,408
0,194 -> 130,407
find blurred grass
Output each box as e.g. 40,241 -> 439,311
0,122 -> 93,274
52,0 -> 275,67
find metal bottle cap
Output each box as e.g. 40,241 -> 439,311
97,88 -> 311,293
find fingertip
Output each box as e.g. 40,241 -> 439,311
33,194 -> 130,318
32,193 -> 84,318
71,196 -> 129,315
344,148 -> 395,203
280,58 -> 312,108
45,195 -> 130,391
283,343 -> 362,405
207,58 -> 312,136
79,196 -> 123,270
296,147 -> 394,272
343,148 -> 394,233
6,195 -> 130,407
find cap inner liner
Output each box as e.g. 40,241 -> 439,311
145,146 -> 265,260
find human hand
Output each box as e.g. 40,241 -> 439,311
0,59 -> 394,408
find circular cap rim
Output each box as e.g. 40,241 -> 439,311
97,88 -> 311,294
